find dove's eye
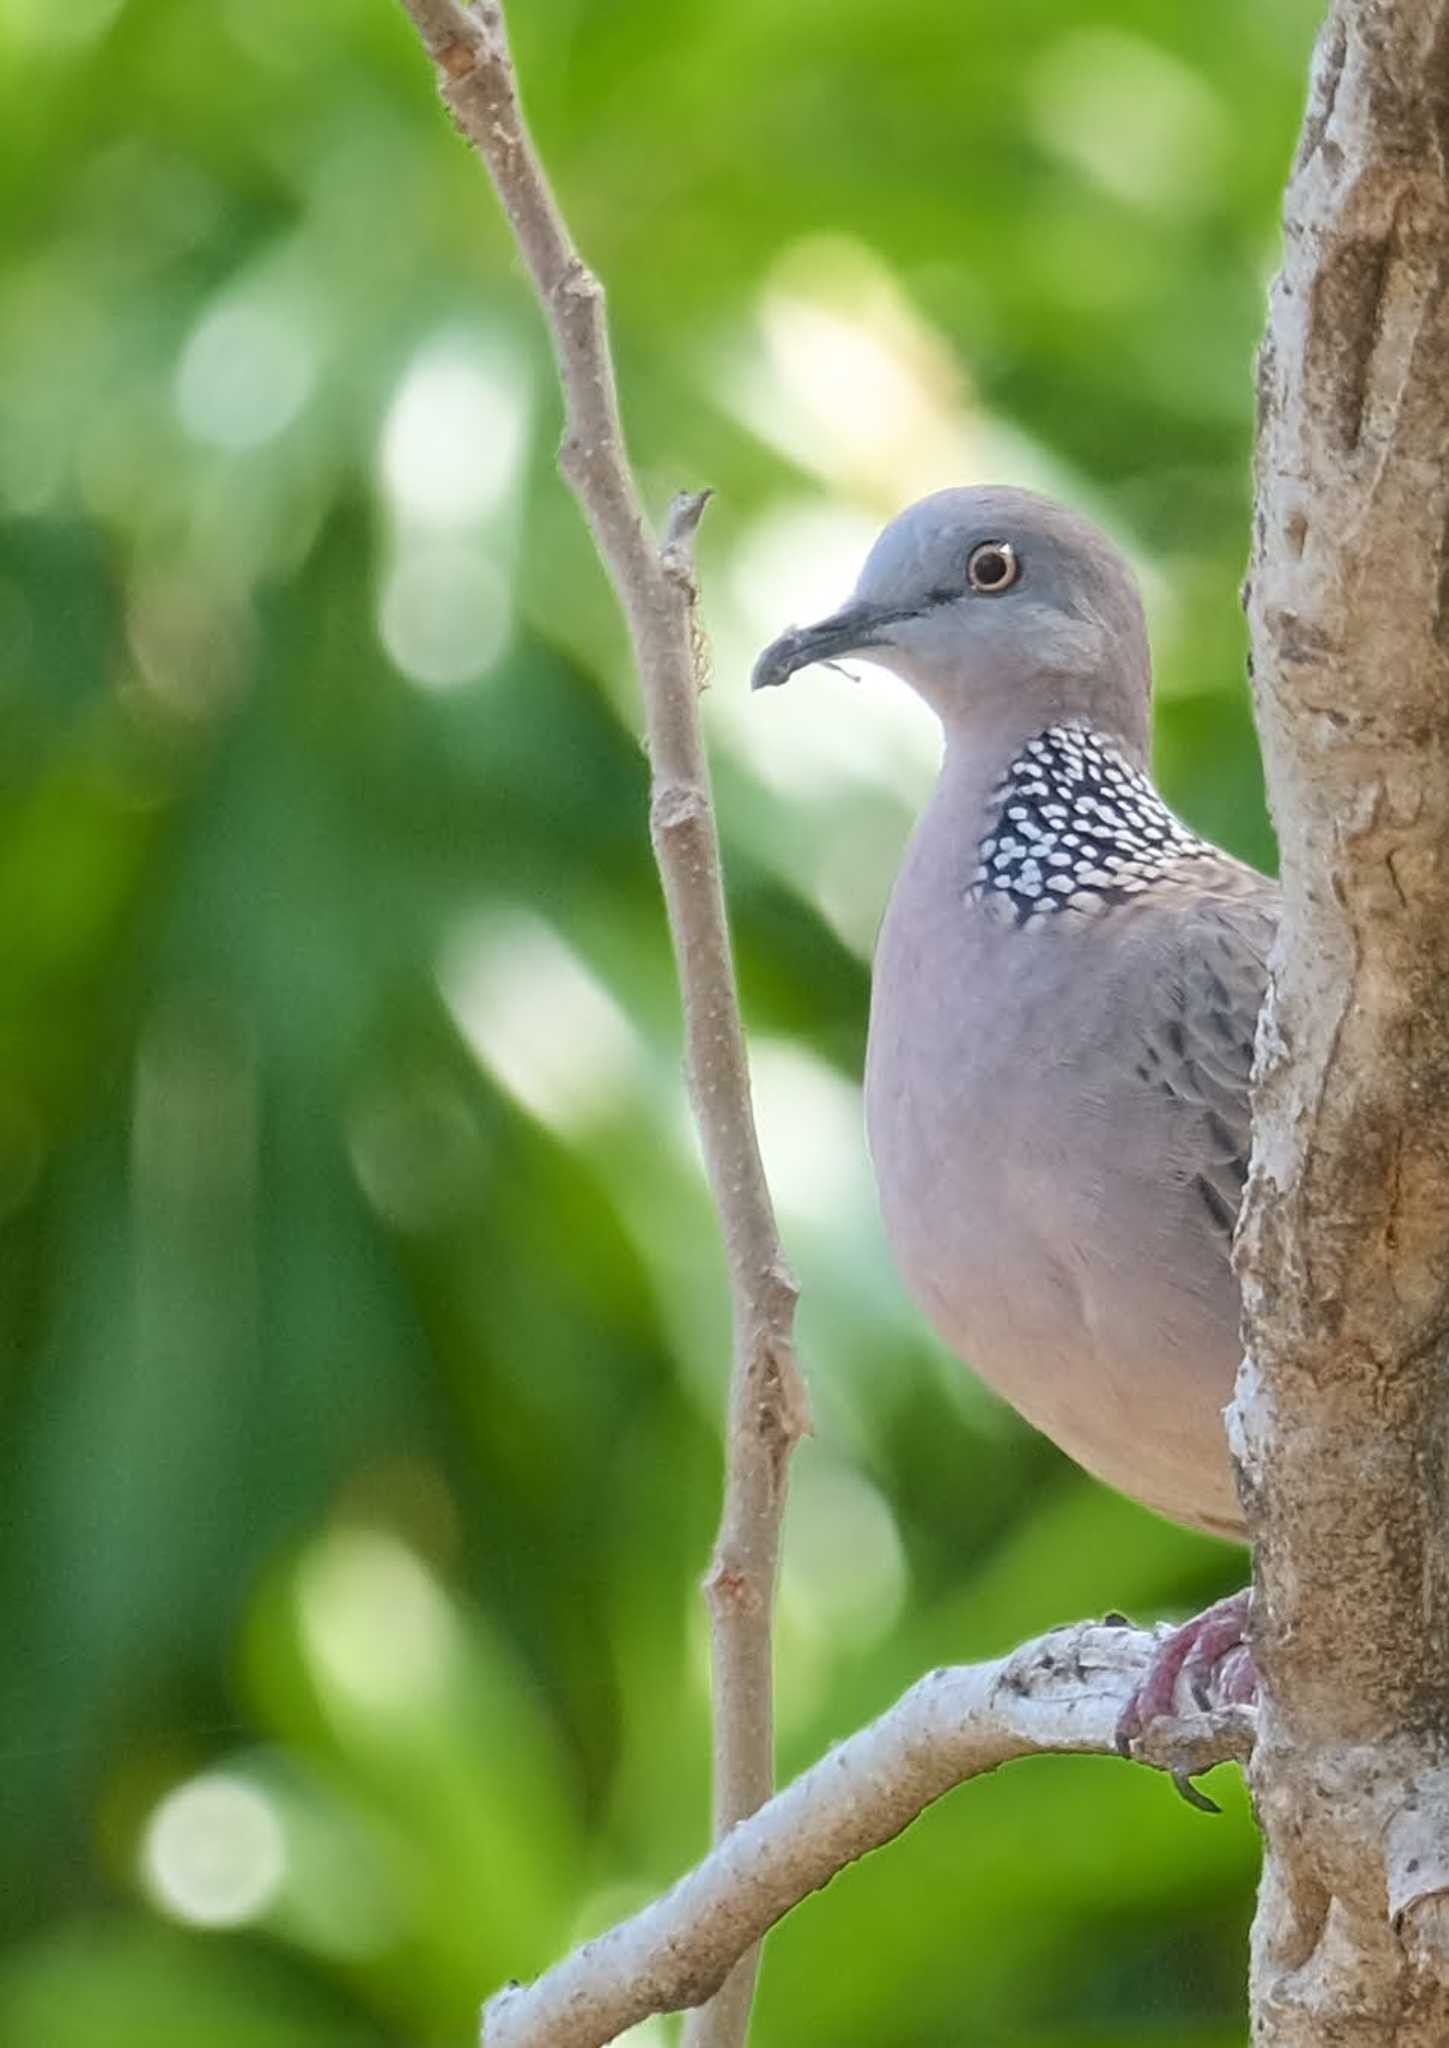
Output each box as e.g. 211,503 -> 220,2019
967,541 -> 1019,593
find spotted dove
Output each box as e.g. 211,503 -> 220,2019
753,486 -> 1272,1621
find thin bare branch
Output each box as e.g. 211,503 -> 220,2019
483,1622 -> 1254,2048
392,7 -> 808,2042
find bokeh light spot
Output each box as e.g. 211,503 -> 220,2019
746,1038 -> 871,1228
1,0 -> 127,48
141,1774 -> 286,1929
299,1528 -> 460,1716
175,295 -> 315,451
438,912 -> 640,1132
1030,30 -> 1226,214
378,544 -> 510,690
782,1451 -> 907,1647
379,338 -> 530,528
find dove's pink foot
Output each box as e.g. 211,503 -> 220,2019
1115,1588 -> 1255,1761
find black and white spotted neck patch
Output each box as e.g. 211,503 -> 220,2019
969,722 -> 1217,929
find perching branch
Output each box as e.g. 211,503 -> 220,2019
1235,1 -> 1449,2039
483,1622 -> 1253,2048
391,6 -> 809,2044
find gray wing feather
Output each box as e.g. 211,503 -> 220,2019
1134,866 -> 1277,1241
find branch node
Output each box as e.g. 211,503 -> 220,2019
754,1331 -> 810,1451
662,488 -> 714,581
703,1560 -> 763,1618
436,35 -> 476,79
761,1256 -> 801,1322
556,257 -> 600,303
650,782 -> 708,838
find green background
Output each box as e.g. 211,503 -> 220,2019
0,1 -> 1318,2042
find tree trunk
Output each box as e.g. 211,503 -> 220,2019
1236,2 -> 1449,2038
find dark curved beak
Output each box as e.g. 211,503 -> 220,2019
750,600 -> 904,691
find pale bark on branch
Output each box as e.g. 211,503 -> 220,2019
390,7 -> 808,2045
483,1623 -> 1253,2048
1235,1 -> 1449,2039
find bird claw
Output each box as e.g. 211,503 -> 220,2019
1115,1589 -> 1255,1793
1172,1769 -> 1222,1815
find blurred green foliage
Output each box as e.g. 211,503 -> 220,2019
0,0 -> 1319,2041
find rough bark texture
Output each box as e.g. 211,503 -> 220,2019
1234,2 -> 1449,2039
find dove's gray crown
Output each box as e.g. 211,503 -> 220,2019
753,485 -> 1276,1542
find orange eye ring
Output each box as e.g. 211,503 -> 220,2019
967,540 -> 1019,594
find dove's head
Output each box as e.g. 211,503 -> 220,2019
752,486 -> 1152,761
